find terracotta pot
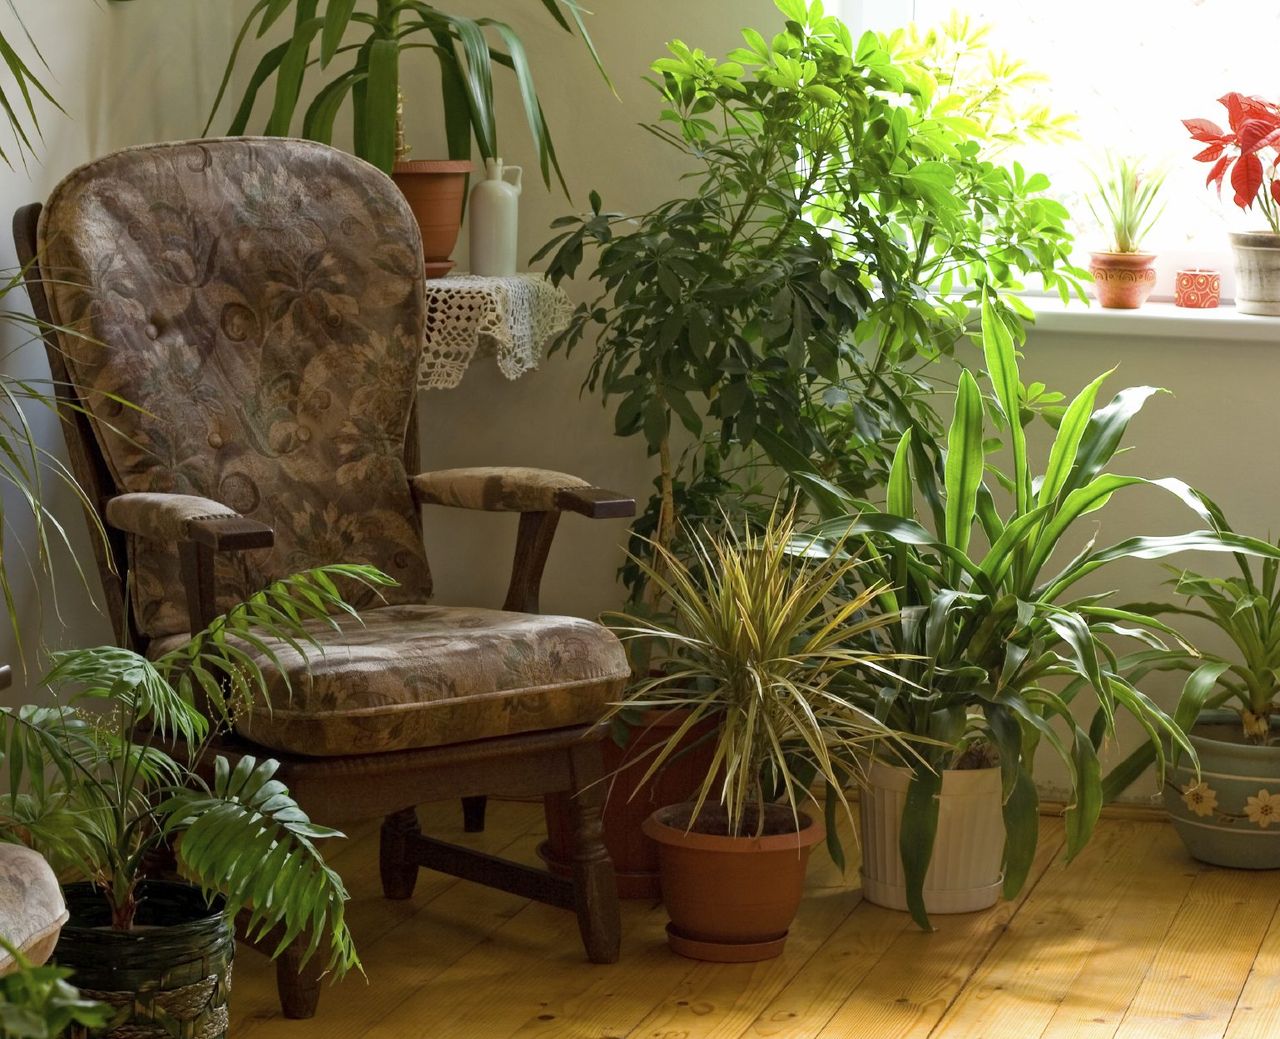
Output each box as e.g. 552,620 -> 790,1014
1089,251 -> 1157,309
1230,231 -> 1280,316
642,802 -> 824,962
391,160 -> 472,278
539,709 -> 716,898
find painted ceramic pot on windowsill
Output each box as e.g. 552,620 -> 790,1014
1089,251 -> 1158,309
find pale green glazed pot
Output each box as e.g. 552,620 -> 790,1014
1164,709 -> 1280,869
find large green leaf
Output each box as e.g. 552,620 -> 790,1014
362,37 -> 400,172
1000,767 -> 1039,898
900,765 -> 941,931
943,369 -> 983,560
980,293 -> 1028,514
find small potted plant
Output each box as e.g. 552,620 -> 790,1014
809,297 -> 1280,929
0,566 -> 389,1038
1086,154 -> 1165,308
1105,497 -> 1280,867
207,1 -> 610,274
1185,92 -> 1280,315
0,940 -> 110,1039
607,510 -> 905,963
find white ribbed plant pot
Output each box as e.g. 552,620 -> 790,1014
859,760 -> 1004,914
1230,232 -> 1280,316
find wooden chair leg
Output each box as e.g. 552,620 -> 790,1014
380,807 -> 421,900
462,794 -> 488,833
567,740 -> 621,964
275,936 -> 325,1020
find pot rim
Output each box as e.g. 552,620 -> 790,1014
865,757 -> 1003,794
1088,250 -> 1157,263
60,880 -> 227,941
642,802 -> 824,853
1229,230 -> 1280,247
1186,708 -> 1280,761
392,159 -> 474,174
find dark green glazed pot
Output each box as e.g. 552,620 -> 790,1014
1164,709 -> 1280,869
55,881 -> 233,1039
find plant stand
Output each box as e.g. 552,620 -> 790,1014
418,273 -> 572,390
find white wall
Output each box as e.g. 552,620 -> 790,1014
0,0 -> 247,701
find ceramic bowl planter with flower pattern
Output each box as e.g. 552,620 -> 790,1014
1164,710 -> 1280,869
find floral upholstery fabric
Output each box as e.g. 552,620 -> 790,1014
411,467 -> 589,512
0,844 -> 68,975
184,604 -> 629,756
37,138 -> 432,638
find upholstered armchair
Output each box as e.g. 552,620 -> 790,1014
14,138 -> 634,1018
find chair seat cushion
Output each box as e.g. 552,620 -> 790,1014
0,844 -> 68,975
175,604 -> 629,756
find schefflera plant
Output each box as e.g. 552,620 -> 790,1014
810,297 -> 1280,929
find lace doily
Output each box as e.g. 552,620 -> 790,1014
419,273 -> 572,390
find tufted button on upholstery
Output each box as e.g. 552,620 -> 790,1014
144,321 -> 160,340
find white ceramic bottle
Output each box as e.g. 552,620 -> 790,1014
468,158 -> 522,277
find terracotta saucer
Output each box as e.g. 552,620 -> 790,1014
664,923 -> 788,963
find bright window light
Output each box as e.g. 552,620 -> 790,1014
839,0 -> 1280,301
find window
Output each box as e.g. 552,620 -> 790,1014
838,0 -> 1280,301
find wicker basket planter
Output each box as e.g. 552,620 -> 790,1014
55,882 -> 233,1039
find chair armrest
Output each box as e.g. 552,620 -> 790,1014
410,467 -> 635,519
105,493 -> 273,632
105,492 -> 274,550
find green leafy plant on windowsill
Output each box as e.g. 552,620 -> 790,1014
1087,154 -> 1167,254
807,297 -> 1280,929
1,564 -> 394,975
207,0 -> 610,183
538,0 -> 1085,610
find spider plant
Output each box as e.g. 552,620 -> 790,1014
0,563 -> 395,976
604,508 -> 907,846
1087,154 -> 1166,253
808,295 -> 1280,928
208,0 -> 610,183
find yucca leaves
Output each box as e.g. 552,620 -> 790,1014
803,294 -> 1280,929
211,0 -> 606,182
0,565 -> 391,972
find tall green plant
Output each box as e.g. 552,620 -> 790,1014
0,564 -> 395,975
540,1 -> 1084,606
208,0 -> 608,181
809,298 -> 1280,929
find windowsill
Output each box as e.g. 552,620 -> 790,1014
1026,296 -> 1280,343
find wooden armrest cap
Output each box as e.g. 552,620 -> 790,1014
554,487 -> 636,519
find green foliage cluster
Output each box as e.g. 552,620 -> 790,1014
539,1 -> 1085,603
1,565 -> 396,977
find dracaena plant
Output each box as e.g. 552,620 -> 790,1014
1087,154 -> 1166,253
603,508 -> 907,848
808,297 -> 1280,930
0,564 -> 395,977
208,0 -> 608,182
1185,92 -> 1280,235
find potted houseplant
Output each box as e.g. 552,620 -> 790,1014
0,565 -> 389,1038
1104,500 -> 1280,867
207,0 -> 609,275
808,298 -> 1280,929
604,509 -> 906,963
1185,92 -> 1280,315
540,4 -> 1084,610
1086,154 -> 1165,308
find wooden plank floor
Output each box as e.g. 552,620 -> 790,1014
230,800 -> 1280,1039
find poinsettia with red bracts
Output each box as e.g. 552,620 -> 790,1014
1185,92 -> 1280,233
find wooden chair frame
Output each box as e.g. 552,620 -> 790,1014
14,203 -> 631,1018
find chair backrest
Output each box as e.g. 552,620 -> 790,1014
24,138 -> 433,643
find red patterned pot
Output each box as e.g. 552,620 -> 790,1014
1089,251 -> 1157,309
1175,268 -> 1221,309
